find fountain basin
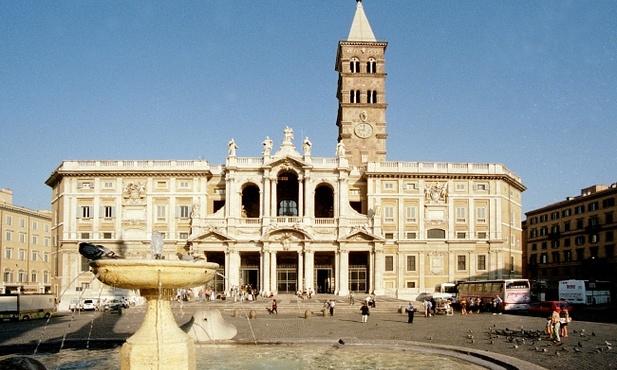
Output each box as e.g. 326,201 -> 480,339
89,259 -> 219,290
89,259 -> 219,370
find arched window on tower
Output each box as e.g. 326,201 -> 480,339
367,58 -> 376,73
350,90 -> 361,103
350,57 -> 360,73
366,90 -> 377,104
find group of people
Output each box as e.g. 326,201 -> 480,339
459,295 -> 503,315
547,308 -> 571,342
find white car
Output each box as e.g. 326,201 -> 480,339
81,299 -> 97,311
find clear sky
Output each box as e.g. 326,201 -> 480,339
1,1 -> 616,214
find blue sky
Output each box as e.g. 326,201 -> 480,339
1,1 -> 616,214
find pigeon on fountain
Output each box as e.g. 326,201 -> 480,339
79,242 -> 120,260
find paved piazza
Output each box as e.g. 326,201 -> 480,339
1,296 -> 616,369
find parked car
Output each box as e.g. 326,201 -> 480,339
528,301 -> 574,316
68,299 -> 80,312
103,299 -> 122,311
81,299 -> 97,311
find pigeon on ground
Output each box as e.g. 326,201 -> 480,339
79,242 -> 119,260
338,339 -> 345,345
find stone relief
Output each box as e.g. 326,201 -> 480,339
122,181 -> 146,203
424,182 -> 448,204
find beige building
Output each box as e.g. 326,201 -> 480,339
45,1 -> 525,310
524,184 -> 617,298
0,188 -> 53,294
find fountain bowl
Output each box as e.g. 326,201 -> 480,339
89,259 -> 219,290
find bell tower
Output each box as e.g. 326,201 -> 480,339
336,0 -> 388,167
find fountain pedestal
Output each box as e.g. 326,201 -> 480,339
90,259 -> 219,370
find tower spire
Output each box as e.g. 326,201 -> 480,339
347,0 -> 376,42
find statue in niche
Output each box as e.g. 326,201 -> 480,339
425,182 -> 448,203
190,202 -> 200,218
283,126 -> 294,144
336,141 -> 346,157
262,136 -> 273,156
227,138 -> 238,156
123,181 -> 146,203
303,137 -> 312,156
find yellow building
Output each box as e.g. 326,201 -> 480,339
524,184 -> 617,297
0,188 -> 53,294
45,1 -> 525,310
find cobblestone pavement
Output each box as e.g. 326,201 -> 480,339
1,295 -> 616,369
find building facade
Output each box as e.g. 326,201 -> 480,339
524,184 -> 617,298
0,188 -> 53,294
45,1 -> 525,310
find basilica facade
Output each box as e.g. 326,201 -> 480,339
46,1 -> 525,309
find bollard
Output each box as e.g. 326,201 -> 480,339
322,309 -> 327,317
304,310 -> 312,319
233,309 -> 240,317
249,310 -> 257,319
399,306 -> 405,314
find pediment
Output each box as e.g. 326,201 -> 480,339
265,156 -> 311,171
263,227 -> 312,242
190,227 -> 235,242
344,226 -> 383,242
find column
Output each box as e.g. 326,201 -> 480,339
270,177 -> 277,218
263,173 -> 271,218
270,251 -> 277,295
298,176 -> 304,217
297,251 -> 304,292
304,250 -> 314,293
228,250 -> 241,288
261,250 -> 270,294
338,250 -> 349,296
373,248 -> 385,295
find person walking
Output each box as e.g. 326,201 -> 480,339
329,300 -> 336,316
360,302 -> 370,323
349,291 -> 355,305
270,299 -> 278,315
405,302 -> 415,323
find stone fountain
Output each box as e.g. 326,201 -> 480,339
89,258 -> 219,370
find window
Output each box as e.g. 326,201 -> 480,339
427,229 -> 445,239
103,181 -> 114,189
529,255 -> 537,265
43,271 -> 50,284
477,255 -> 486,270
575,236 -> 585,245
540,253 -> 548,263
179,232 -> 189,239
404,182 -> 417,190
457,255 -> 466,271
529,217 -> 538,225
551,225 -> 560,233
575,205 -> 584,214
477,232 -> 487,239
562,209 -> 571,217
551,240 -> 560,248
4,248 -> 13,259
366,90 -> 377,104
81,205 -> 92,218
178,180 -> 190,189
32,221 -> 38,230
589,217 -> 599,227
540,214 -> 548,222
19,233 -> 26,243
5,231 -> 12,241
32,235 -> 38,245
456,207 -> 467,223
279,200 -> 298,216
384,206 -> 395,223
103,232 -> 112,239
103,205 -> 114,218
551,212 -> 559,220
541,242 -> 547,249
564,238 -> 571,247
531,243 -> 537,251
156,205 -> 167,221
406,255 -> 416,272
385,256 -> 394,272
476,207 -> 487,223
589,234 -> 599,243
18,270 -> 26,283
350,57 -> 360,73
405,206 -> 417,223
588,202 -> 599,211
5,215 -> 11,225
406,232 -> 417,239
31,270 -> 38,283
80,232 -> 90,239
44,252 -> 50,263
179,205 -> 191,219
384,233 -> 394,240
576,219 -> 584,229
406,281 -> 416,288
366,58 -> 376,73
19,249 -> 26,261
32,251 -> 38,261
606,212 -> 614,224
3,269 -> 13,283
455,183 -> 466,191
603,197 -> 615,208
456,232 -> 466,239
607,231 -> 614,242
564,222 -> 571,231
564,250 -> 572,262
475,183 -> 487,191
530,229 -> 538,238
350,90 -> 361,103
383,181 -> 395,190
552,252 -> 560,263
19,218 -> 25,227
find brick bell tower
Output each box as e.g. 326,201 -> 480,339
336,0 -> 388,167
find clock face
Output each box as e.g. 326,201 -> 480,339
354,123 -> 373,138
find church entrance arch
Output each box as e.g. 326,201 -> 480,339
241,184 -> 260,218
314,252 -> 335,293
349,251 -> 369,293
240,252 -> 260,291
314,184 -> 334,218
276,252 -> 297,293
